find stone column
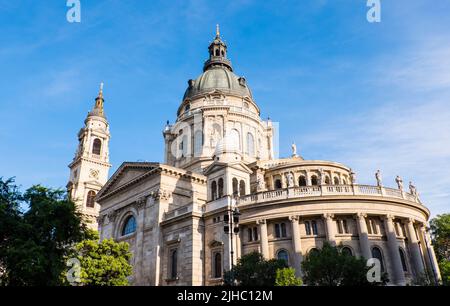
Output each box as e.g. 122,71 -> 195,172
405,218 -> 425,277
323,213 -> 336,246
257,219 -> 269,259
134,197 -> 147,285
420,225 -> 442,284
289,215 -> 303,276
355,213 -> 372,259
383,215 -> 406,285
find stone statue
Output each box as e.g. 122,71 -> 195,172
349,169 -> 356,185
375,170 -> 382,187
395,175 -> 403,191
409,182 -> 418,198
318,168 -> 324,185
286,172 -> 294,188
291,142 -> 297,157
256,173 -> 266,191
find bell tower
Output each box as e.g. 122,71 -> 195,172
67,83 -> 111,230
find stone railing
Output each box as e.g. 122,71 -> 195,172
238,184 -> 421,206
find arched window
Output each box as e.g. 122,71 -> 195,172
246,133 -> 255,156
215,49 -> 220,56
232,178 -> 239,196
122,215 -> 137,236
371,247 -> 385,272
342,179 -> 347,185
341,247 -> 353,256
86,190 -> 96,208
277,249 -> 289,264
92,138 -> 102,155
221,50 -> 225,56
239,180 -> 246,196
214,252 -> 222,278
275,179 -> 282,189
185,103 -> 190,112
325,176 -> 331,185
194,130 -> 203,156
298,176 -> 307,186
305,221 -> 311,235
229,129 -> 241,150
218,178 -> 224,198
334,177 -> 340,185
211,181 -> 217,200
311,175 -> 318,186
399,248 -> 408,271
170,249 -> 178,279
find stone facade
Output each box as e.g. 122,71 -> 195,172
92,28 -> 441,285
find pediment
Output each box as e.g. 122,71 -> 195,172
203,161 -> 253,176
97,162 -> 160,200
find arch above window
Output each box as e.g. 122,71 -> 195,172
122,215 -> 137,236
341,246 -> 353,256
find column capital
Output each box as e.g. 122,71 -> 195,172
256,219 -> 266,225
407,217 -> 416,224
289,215 -> 299,222
323,213 -> 334,220
355,212 -> 367,220
383,214 -> 395,221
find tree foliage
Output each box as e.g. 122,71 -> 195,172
301,242 -> 388,286
430,214 -> 450,286
275,267 -> 302,286
74,232 -> 133,286
224,252 -> 287,286
0,177 -> 89,286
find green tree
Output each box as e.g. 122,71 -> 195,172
0,178 -> 89,286
224,252 -> 287,286
301,242 -> 387,286
72,231 -> 133,286
275,267 -> 302,286
430,214 -> 450,286
430,214 -> 450,262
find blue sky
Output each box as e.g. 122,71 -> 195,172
0,0 -> 449,216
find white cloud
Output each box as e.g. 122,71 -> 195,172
300,39 -> 450,217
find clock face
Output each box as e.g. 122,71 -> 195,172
89,169 -> 99,179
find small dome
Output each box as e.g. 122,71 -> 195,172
183,66 -> 252,100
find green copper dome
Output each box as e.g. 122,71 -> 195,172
183,66 -> 252,100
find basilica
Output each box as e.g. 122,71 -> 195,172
67,27 -> 441,286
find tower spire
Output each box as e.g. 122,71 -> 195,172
89,82 -> 105,118
216,24 -> 220,38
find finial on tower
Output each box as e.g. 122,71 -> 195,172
216,24 -> 220,38
98,82 -> 104,99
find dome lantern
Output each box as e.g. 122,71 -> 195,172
204,24 -> 233,72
